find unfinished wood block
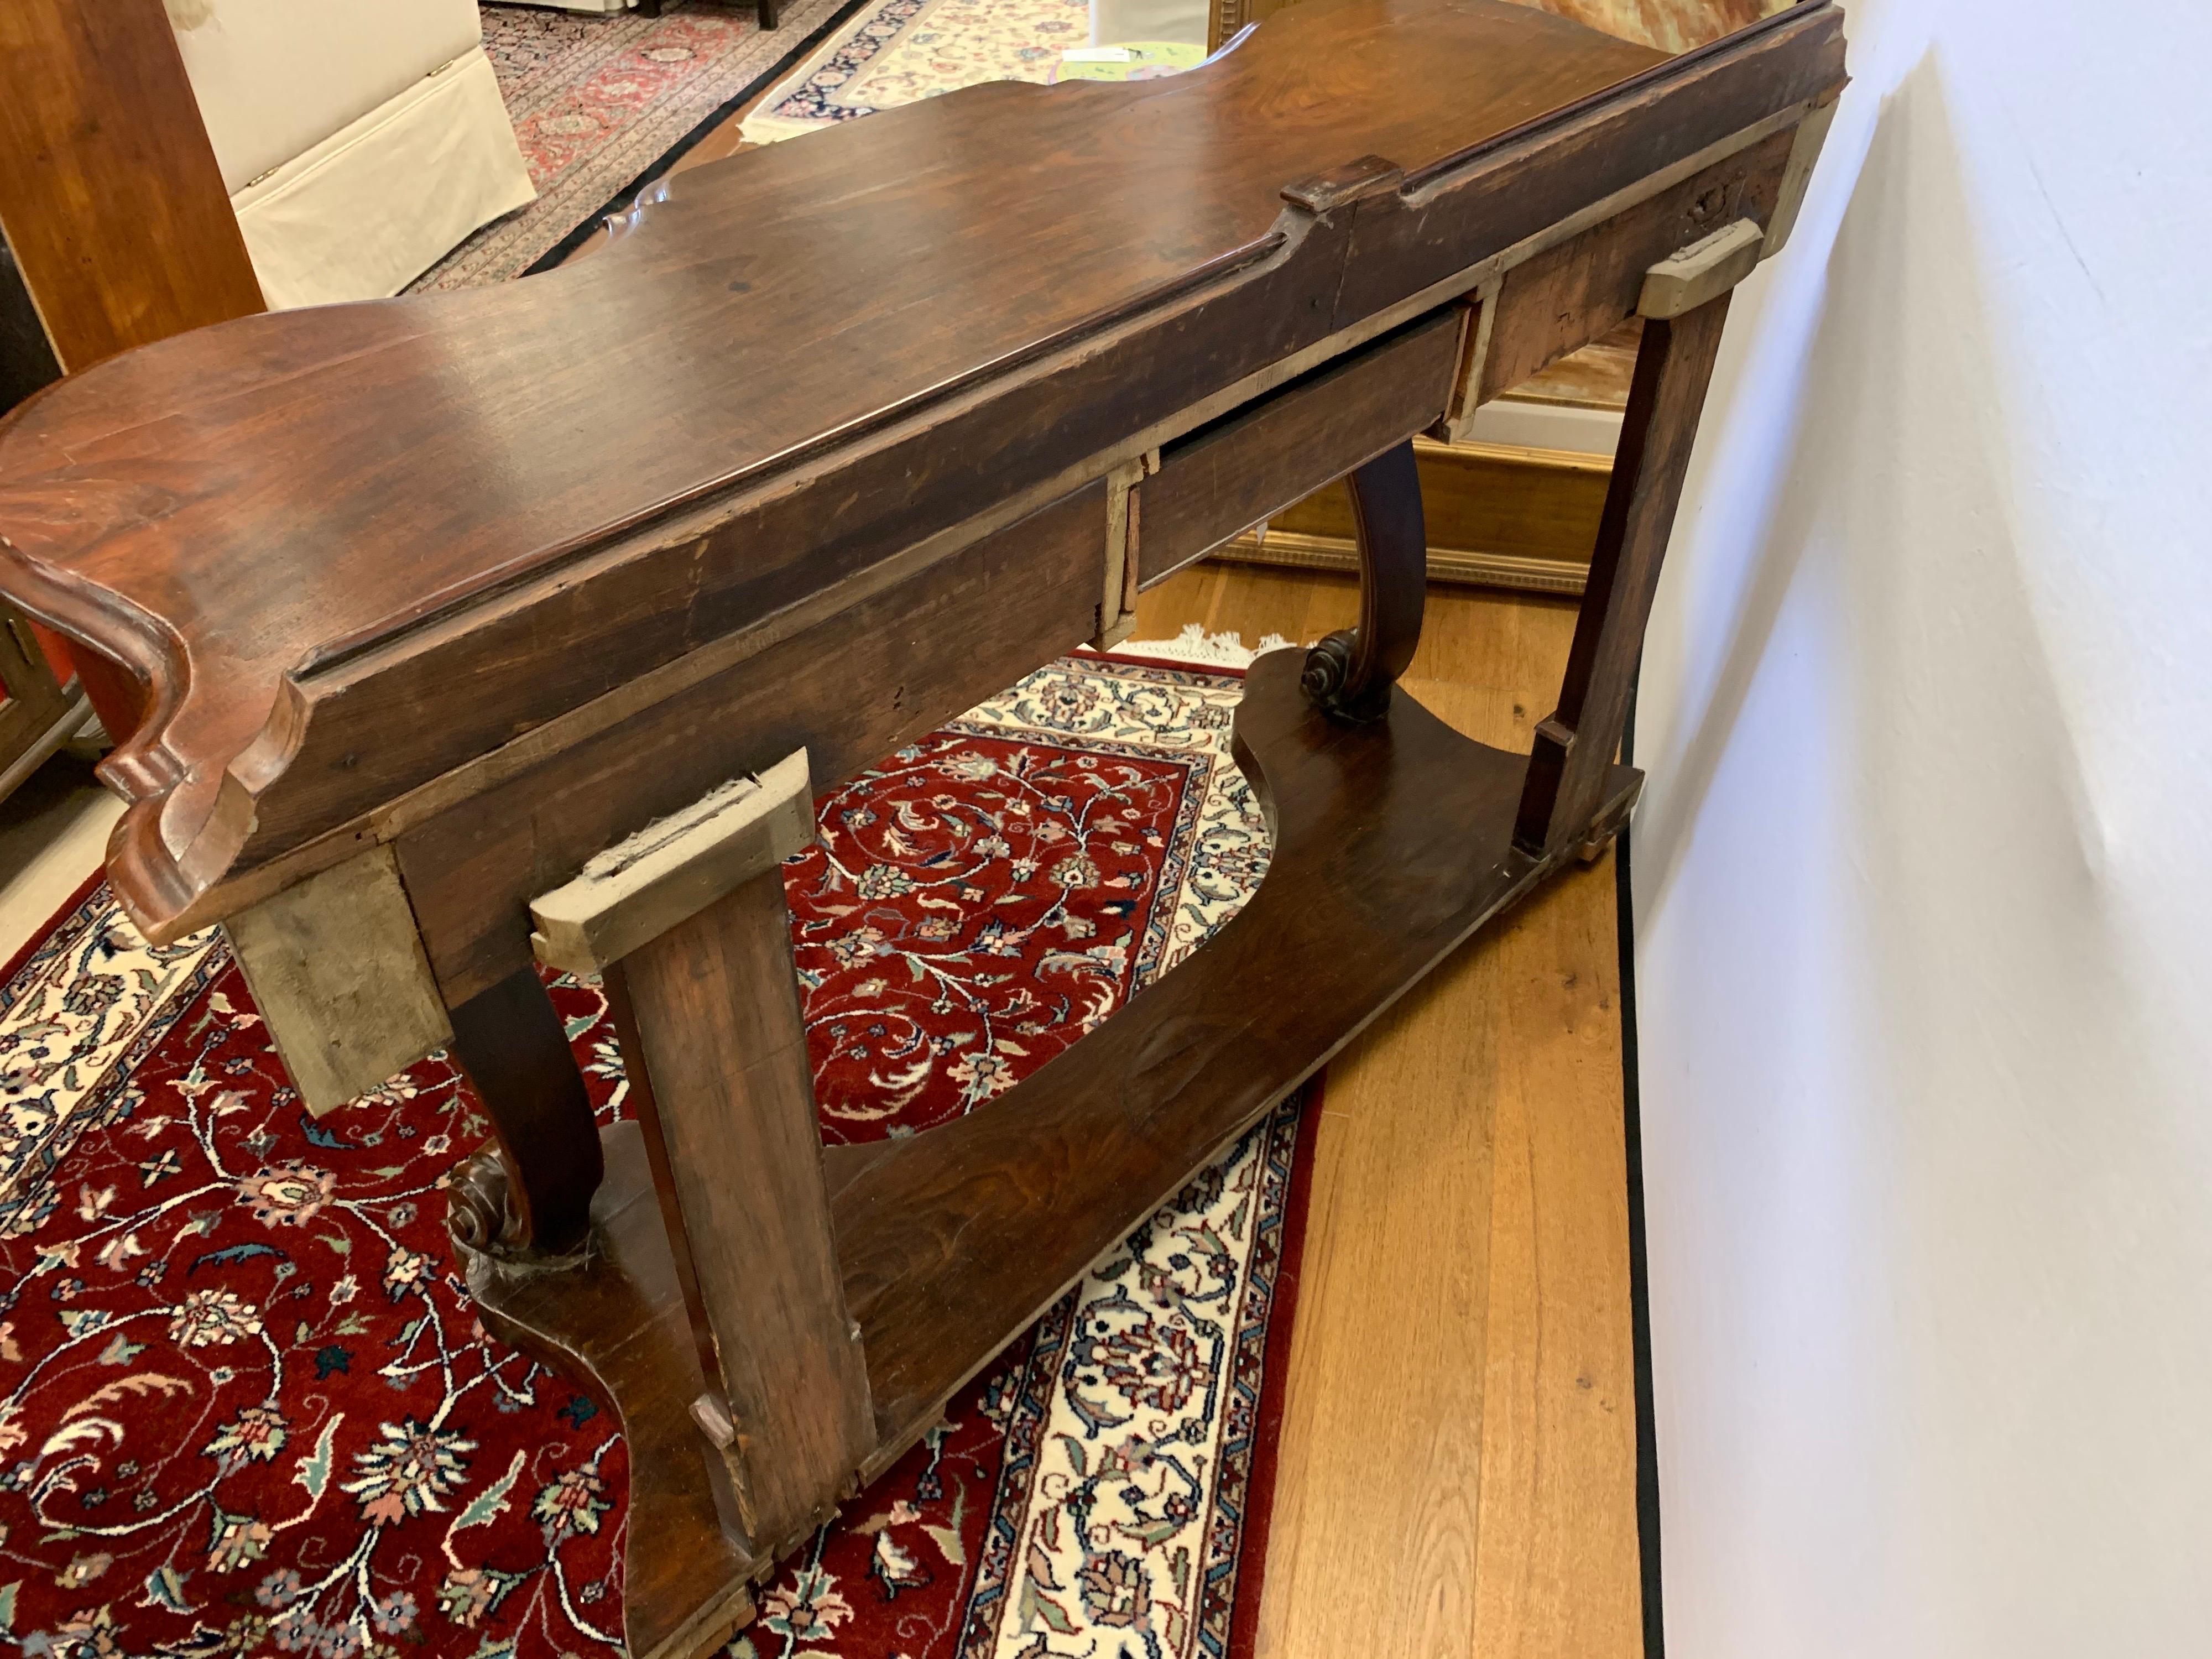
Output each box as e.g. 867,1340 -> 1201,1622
1427,283 -> 1498,446
529,749 -> 815,975
1763,98 -> 1839,258
223,845 -> 452,1115
1093,456 -> 1149,649
1637,218 -> 1765,320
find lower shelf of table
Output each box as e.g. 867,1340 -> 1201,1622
458,648 -> 1638,1659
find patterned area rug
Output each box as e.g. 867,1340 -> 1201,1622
0,653 -> 1311,1659
413,0 -> 865,290
737,0 -> 1089,143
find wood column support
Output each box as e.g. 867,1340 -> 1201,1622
446,966 -> 603,1256
1301,437 -> 1428,721
606,869 -> 873,1557
1513,292 -> 1732,857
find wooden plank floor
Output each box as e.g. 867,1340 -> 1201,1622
1131,563 -> 1642,1659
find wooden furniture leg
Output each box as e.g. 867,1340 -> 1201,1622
1513,289 -> 1733,858
1301,436 -> 1428,720
603,868 -> 873,1557
445,966 -> 604,1255
524,751 -> 872,1559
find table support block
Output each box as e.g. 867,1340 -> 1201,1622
611,868 -> 875,1558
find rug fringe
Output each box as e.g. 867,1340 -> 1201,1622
1095,624 -> 1301,669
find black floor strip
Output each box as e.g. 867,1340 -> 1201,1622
1617,678 -> 1665,1659
523,0 -> 876,275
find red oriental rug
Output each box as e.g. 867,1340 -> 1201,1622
0,651 -> 1313,1659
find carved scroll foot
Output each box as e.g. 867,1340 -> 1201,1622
445,1147 -> 524,1256
1300,628 -> 1376,718
1300,437 -> 1427,721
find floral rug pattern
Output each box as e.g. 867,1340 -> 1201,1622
414,0 -> 859,290
737,0 -> 1089,143
0,654 -> 1308,1658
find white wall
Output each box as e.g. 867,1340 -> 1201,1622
1631,2 -> 2212,1653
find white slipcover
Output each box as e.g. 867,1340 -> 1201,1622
170,0 -> 535,307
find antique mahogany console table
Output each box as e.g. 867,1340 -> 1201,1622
0,1 -> 1843,1648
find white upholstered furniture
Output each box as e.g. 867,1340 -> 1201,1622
168,0 -> 535,308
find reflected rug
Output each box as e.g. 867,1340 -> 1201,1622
0,651 -> 1313,1659
737,0 -> 1091,144
414,0 -> 865,290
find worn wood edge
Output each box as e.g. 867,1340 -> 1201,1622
221,844 -> 453,1114
1431,278 -> 1503,443
1093,457 -> 1148,648
84,102 -> 1819,949
1637,217 -> 1765,319
121,481 -> 1109,942
1135,312 -> 1460,593
529,749 -> 814,975
1760,91 -> 1840,259
1210,529 -> 1590,596
635,1581 -> 761,1659
1396,0 -> 1834,202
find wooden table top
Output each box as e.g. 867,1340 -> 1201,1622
0,0 -> 1840,941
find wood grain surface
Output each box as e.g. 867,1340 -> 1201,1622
0,0 -> 263,373
1136,309 -> 1460,586
825,648 -> 1639,1462
1517,294 -> 1731,853
0,0 -> 1843,946
611,869 -> 874,1557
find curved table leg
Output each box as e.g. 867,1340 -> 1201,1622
445,964 -> 603,1256
1301,436 -> 1427,721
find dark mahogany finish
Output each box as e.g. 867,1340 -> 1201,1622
446,965 -> 604,1254
468,655 -> 1640,1659
1516,296 -> 1734,854
0,5 -> 1847,1654
0,0 -> 1837,948
1301,437 -> 1430,719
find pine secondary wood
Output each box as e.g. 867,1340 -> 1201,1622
221,845 -> 454,1116
527,749 -> 817,977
